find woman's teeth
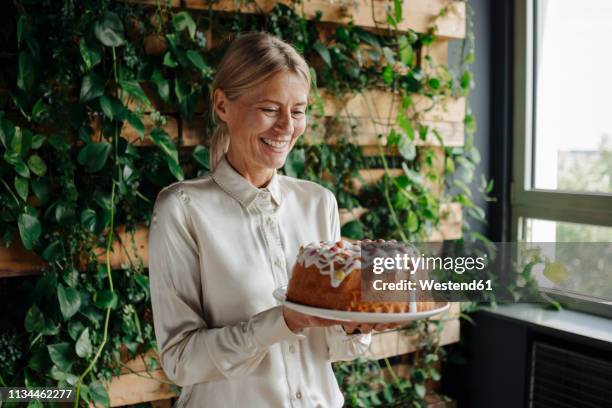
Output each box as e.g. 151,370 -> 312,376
262,138 -> 289,148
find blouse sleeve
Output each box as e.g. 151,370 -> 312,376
323,190 -> 372,362
148,187 -> 305,386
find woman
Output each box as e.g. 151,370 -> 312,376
149,32 -> 390,408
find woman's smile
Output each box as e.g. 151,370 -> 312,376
215,69 -> 309,186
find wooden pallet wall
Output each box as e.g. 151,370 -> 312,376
1,1 -> 467,406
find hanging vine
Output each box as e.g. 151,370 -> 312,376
0,1 -> 522,407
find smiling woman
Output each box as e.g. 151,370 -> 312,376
208,32 -> 311,179
213,70 -> 308,186
148,31 -> 381,408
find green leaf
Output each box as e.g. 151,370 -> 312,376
313,42 -> 331,67
382,64 -> 394,85
192,145 -> 210,169
543,261 -> 570,284
80,209 -> 97,232
17,15 -> 26,46
94,289 -> 118,309
150,127 -> 183,180
460,71 -> 473,90
27,154 -> 47,176
398,35 -> 413,66
79,39 -> 101,70
14,160 -> 30,178
382,46 -> 395,65
126,112 -> 145,141
284,148 -> 304,177
80,73 -> 105,102
396,111 -> 414,140
387,128 -> 400,146
414,383 -> 426,399
406,211 -> 419,233
31,99 -> 47,121
172,11 -> 196,39
58,283 -> 81,319
17,52 -> 34,91
186,50 -> 207,71
50,365 -> 79,385
99,95 -> 115,120
68,321 -> 85,341
77,141 -> 111,172
18,212 -> 41,250
394,0 -> 403,22
163,51 -> 178,68
31,176 -> 50,204
151,69 -> 170,102
119,79 -> 150,107
341,220 -> 364,239
89,381 -> 110,408
42,240 -> 63,262
150,128 -> 178,160
445,156 -> 455,173
94,12 -> 125,47
167,158 -> 185,181
76,328 -> 93,358
31,134 -> 45,149
15,176 -> 28,201
398,135 -> 416,161
25,304 -> 44,333
47,343 -> 73,372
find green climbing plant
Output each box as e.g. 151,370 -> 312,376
0,1 -> 523,407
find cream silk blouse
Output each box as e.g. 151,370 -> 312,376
148,155 -> 371,408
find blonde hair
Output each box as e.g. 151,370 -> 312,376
208,31 -> 312,170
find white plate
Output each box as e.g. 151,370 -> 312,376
273,286 -> 450,323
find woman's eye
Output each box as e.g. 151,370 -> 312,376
262,108 -> 278,114
292,111 -> 305,116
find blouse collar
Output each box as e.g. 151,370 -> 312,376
211,155 -> 282,208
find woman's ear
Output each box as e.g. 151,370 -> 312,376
213,88 -> 230,122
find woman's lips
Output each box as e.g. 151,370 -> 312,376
260,137 -> 290,153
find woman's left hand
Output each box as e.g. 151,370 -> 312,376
341,322 -> 401,334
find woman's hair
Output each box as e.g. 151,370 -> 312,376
208,31 -> 312,170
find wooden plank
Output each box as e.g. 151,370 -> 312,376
91,114 -> 206,147
307,117 -> 464,147
151,399 -> 173,408
104,369 -> 176,407
0,235 -> 44,278
181,0 -> 466,39
367,317 -> 460,360
320,90 -> 465,123
94,225 -> 149,269
340,202 -> 462,242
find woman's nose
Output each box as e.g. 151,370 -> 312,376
274,111 -> 294,134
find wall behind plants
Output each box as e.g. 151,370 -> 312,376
0,0 -> 486,406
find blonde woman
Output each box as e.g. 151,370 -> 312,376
149,32 -> 389,407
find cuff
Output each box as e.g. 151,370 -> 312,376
251,305 -> 306,347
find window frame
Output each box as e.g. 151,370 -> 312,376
511,0 -> 612,316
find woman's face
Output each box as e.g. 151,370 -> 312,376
215,70 -> 309,175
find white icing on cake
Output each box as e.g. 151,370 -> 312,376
296,240 -> 361,287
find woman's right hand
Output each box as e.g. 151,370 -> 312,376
282,306 -> 344,333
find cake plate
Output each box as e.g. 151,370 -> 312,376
273,286 -> 450,323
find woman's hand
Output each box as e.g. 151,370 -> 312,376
283,307 -> 401,334
283,307 -> 346,333
341,323 -> 401,334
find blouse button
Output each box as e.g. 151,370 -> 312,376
288,344 -> 295,353
274,259 -> 283,268
296,391 -> 302,400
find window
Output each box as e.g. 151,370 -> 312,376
512,0 -> 612,313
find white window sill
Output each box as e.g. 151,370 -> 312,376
480,304 -> 612,344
